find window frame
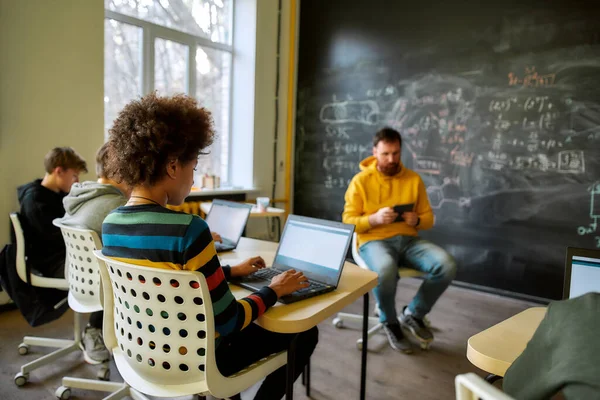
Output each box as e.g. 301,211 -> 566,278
104,6 -> 235,183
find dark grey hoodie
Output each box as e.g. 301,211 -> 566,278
59,181 -> 127,237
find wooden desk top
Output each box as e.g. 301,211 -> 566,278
219,238 -> 378,333
467,307 -> 547,377
200,202 -> 286,218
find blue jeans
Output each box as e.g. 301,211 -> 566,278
359,235 -> 457,323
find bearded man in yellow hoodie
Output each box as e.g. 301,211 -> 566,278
343,128 -> 456,353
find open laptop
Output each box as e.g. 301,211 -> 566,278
563,247 -> 600,299
233,215 -> 354,304
205,200 -> 253,253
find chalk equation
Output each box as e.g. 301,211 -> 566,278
508,66 -> 556,88
489,96 -> 555,113
322,141 -> 370,157
577,182 -> 600,248
322,156 -> 358,174
324,175 -> 352,190
478,150 -> 585,173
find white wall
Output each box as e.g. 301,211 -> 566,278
0,0 -> 105,246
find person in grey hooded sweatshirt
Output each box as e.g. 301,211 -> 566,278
59,143 -> 130,364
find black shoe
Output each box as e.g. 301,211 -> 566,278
399,307 -> 434,343
382,323 -> 413,354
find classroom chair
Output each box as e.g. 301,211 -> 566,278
53,221 -> 137,399
332,232 -> 428,350
94,250 -> 289,400
9,213 -> 81,387
455,373 -> 514,400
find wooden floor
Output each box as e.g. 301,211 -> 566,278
0,279 -> 537,400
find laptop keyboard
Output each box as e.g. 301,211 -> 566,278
249,269 -> 329,294
252,268 -> 281,280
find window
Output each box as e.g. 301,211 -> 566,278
104,0 -> 233,182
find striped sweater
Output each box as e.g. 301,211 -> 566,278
101,204 -> 277,339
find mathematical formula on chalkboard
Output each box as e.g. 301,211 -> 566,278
296,62 -> 600,250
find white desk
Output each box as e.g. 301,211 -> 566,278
220,237 -> 378,399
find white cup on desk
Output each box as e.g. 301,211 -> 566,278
256,197 -> 270,212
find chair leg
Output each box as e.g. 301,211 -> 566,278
20,342 -> 80,376
15,311 -> 87,385
59,376 -> 129,399
128,388 -> 151,400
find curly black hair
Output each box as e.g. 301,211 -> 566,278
105,92 -> 214,186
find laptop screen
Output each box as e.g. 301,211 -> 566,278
272,216 -> 354,286
564,248 -> 600,299
205,201 -> 252,244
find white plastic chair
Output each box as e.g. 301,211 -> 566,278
53,221 -> 138,400
94,250 -> 288,399
332,232 -> 426,350
9,213 -> 80,387
455,373 -> 514,400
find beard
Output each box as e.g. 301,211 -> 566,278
378,162 -> 400,176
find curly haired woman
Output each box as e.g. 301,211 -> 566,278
101,92 -> 318,399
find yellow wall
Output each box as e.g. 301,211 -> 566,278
0,0 -> 105,246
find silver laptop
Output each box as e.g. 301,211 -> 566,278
205,200 -> 253,253
234,215 -> 354,304
563,247 -> 600,299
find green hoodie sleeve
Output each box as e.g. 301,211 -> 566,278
343,176 -> 372,233
416,178 -> 434,230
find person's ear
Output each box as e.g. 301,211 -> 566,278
53,166 -> 64,176
165,159 -> 178,180
372,146 -> 377,157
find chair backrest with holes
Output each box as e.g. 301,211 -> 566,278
95,250 -> 216,388
53,220 -> 104,313
9,213 -> 69,290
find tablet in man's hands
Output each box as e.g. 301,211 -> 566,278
393,204 -> 414,222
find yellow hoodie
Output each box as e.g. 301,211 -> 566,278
342,156 -> 434,246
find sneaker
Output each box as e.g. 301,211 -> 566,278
399,307 -> 434,343
374,304 -> 431,327
80,326 -> 110,364
382,323 -> 413,354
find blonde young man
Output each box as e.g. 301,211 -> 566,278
343,128 -> 456,353
17,147 -> 87,278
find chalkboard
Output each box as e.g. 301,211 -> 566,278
294,0 -> 600,299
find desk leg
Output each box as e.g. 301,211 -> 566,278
304,359 -> 311,397
276,216 -> 281,241
360,293 -> 369,400
485,374 -> 502,384
286,334 -> 298,400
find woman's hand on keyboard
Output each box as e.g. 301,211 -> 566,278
211,231 -> 223,243
269,270 -> 310,298
230,256 -> 266,277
